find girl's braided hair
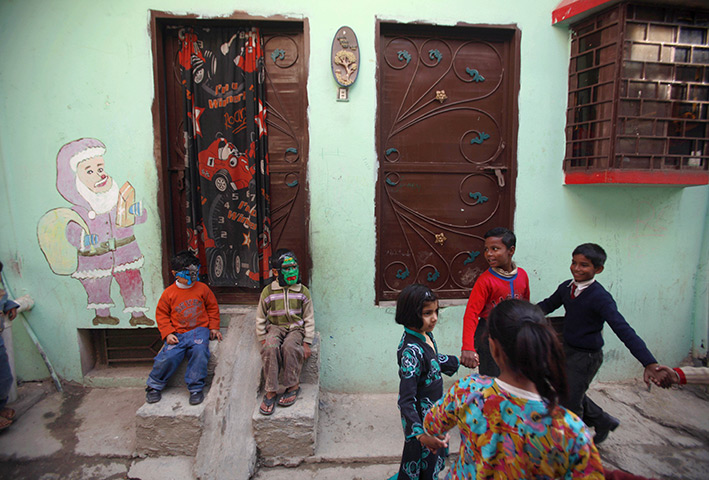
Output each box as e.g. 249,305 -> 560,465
488,299 -> 567,413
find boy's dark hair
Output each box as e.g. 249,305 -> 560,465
271,248 -> 297,271
171,250 -> 199,271
395,284 -> 437,330
484,227 -> 516,249
572,243 -> 607,268
488,299 -> 567,413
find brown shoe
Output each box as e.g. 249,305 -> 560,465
0,416 -> 12,431
0,408 -> 15,420
92,315 -> 119,326
129,314 -> 155,326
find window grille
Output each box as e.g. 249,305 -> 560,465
93,328 -> 162,366
565,3 -> 709,185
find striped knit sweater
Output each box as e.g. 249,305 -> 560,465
255,281 -> 314,344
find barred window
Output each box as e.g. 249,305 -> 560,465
564,3 -> 709,186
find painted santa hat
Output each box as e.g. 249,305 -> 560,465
59,138 -> 107,172
55,138 -> 109,220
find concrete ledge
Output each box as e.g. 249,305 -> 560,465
84,365 -> 151,388
253,383 -> 319,466
135,388 -> 207,457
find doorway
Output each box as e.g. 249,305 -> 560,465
151,13 -> 310,303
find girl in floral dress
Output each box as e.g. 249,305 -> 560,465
424,299 -> 604,479
392,284 -> 460,480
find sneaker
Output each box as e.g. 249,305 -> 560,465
189,391 -> 204,405
593,414 -> 620,444
145,387 -> 162,404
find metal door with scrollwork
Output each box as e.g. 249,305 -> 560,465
376,24 -> 520,301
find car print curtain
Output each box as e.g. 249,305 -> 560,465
179,27 -> 271,287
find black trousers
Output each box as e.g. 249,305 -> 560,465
474,317 -> 500,377
562,344 -> 611,429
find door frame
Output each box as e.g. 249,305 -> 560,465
149,10 -> 311,303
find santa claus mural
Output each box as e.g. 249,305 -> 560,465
38,138 -> 153,326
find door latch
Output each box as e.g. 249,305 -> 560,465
483,166 -> 507,187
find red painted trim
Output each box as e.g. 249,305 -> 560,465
552,0 -> 615,25
564,169 -> 709,186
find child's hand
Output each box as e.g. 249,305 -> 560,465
210,329 -> 223,341
460,350 -> 480,369
643,362 -> 669,388
418,433 -> 449,454
165,334 -> 179,345
6,307 -> 17,321
303,342 -> 312,360
652,365 -> 679,388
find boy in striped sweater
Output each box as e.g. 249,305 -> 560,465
256,249 -> 314,415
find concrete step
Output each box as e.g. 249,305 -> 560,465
135,387 -> 209,457
253,333 -> 321,466
255,392 -> 462,476
253,383 -> 320,466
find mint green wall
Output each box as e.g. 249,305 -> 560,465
0,0 -> 706,392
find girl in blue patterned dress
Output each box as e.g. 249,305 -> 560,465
391,284 -> 460,480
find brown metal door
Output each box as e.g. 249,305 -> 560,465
377,23 -> 520,301
158,21 -> 309,303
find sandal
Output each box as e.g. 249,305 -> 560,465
0,416 -> 11,431
278,386 -> 300,407
0,408 -> 15,420
259,394 -> 277,415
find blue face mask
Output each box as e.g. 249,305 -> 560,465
176,265 -> 200,285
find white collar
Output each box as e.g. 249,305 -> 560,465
495,379 -> 543,401
570,278 -> 596,293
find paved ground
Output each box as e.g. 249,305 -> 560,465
0,378 -> 708,479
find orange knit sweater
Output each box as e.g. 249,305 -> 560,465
155,282 -> 220,339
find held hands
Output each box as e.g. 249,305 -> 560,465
165,334 -> 179,345
417,433 -> 450,454
652,365 -> 680,388
460,350 -> 480,369
210,329 -> 223,341
643,362 -> 671,388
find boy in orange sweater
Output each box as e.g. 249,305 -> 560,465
145,251 -> 222,405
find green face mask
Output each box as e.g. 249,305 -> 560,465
281,258 -> 299,285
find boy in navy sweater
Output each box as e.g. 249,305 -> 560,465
538,243 -> 667,444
